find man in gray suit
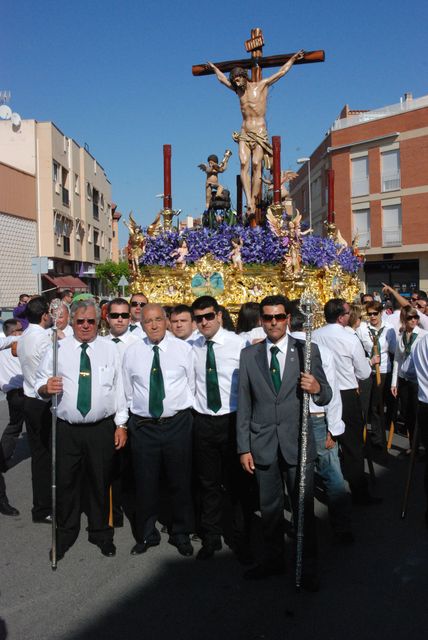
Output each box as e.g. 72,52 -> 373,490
237,295 -> 332,589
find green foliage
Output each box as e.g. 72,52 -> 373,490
95,260 -> 130,293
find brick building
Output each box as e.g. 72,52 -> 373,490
290,93 -> 428,294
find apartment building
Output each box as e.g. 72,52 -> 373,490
0,118 -> 119,302
290,93 -> 428,293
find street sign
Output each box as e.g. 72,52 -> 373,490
118,276 -> 129,287
31,256 -> 49,275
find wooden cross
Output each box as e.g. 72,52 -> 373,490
192,27 -> 324,79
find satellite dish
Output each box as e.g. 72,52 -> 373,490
11,112 -> 22,128
0,104 -> 12,120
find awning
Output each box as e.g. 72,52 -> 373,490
43,275 -> 89,291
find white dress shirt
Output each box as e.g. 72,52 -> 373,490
103,331 -> 139,363
122,333 -> 195,418
391,326 -> 427,386
410,334 -> 428,403
239,326 -> 266,346
17,324 -> 52,398
0,349 -> 24,393
35,336 -> 128,426
46,324 -> 73,339
356,321 -> 396,374
290,331 -> 345,436
192,326 -> 245,415
128,324 -> 146,338
0,335 -> 21,350
313,323 -> 371,390
265,333 -> 288,378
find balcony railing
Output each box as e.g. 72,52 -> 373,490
382,226 -> 402,247
62,186 -> 69,207
382,172 -> 401,192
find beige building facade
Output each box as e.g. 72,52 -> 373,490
0,119 -> 119,303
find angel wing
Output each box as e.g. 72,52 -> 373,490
292,209 -> 302,226
198,163 -> 209,172
280,170 -> 298,184
147,210 -> 162,237
266,207 -> 282,237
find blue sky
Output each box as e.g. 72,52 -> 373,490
3,0 -> 428,248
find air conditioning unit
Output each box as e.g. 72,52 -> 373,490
55,182 -> 61,194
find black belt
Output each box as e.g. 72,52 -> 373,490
132,408 -> 190,426
58,415 -> 115,428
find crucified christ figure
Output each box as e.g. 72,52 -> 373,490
207,50 -> 304,215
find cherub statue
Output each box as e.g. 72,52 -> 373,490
170,237 -> 189,270
261,169 -> 298,203
123,211 -> 146,275
229,236 -> 244,272
266,208 -> 311,276
198,150 -> 232,210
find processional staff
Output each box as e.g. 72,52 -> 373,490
49,298 -> 62,571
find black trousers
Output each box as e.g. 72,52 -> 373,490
255,450 -> 317,576
128,409 -> 194,544
1,388 -> 25,462
338,389 -> 368,498
368,372 -> 391,447
23,396 -> 52,518
193,411 -> 253,545
398,378 -> 418,445
417,401 -> 428,509
56,417 -> 116,552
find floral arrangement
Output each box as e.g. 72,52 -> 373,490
140,224 -> 363,274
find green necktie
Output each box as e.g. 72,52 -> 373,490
206,340 -> 222,413
149,345 -> 165,419
270,346 -> 281,393
112,337 -> 121,343
77,343 -> 91,416
129,324 -> 138,332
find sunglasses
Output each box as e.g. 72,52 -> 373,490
76,318 -> 96,325
261,313 -> 288,322
416,303 -> 426,309
406,315 -> 419,320
411,297 -> 419,302
194,311 -> 216,323
130,301 -> 146,308
109,312 -> 130,319
367,312 -> 380,316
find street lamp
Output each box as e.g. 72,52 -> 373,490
297,157 -> 312,233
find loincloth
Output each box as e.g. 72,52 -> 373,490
232,130 -> 273,169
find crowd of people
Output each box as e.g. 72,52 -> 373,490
1,284 -> 428,593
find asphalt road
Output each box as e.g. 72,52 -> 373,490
1,399 -> 427,640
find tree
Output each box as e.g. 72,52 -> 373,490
95,260 -> 130,294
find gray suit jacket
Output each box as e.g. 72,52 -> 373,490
236,336 -> 332,466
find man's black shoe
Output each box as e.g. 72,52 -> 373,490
244,563 -> 286,580
100,542 -> 116,557
300,575 -> 320,592
32,514 -> 52,524
130,540 -> 160,555
0,499 -> 19,516
352,494 -> 383,506
196,538 -> 222,560
169,537 -> 194,557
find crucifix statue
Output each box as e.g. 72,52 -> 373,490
192,28 -> 324,219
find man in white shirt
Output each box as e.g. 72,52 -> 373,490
46,303 -> 73,340
17,296 -> 53,523
357,301 -> 396,450
191,296 -> 251,562
409,333 -> 428,526
170,305 -> 198,343
313,299 -> 381,506
128,292 -> 148,336
289,305 -> 353,543
0,319 -> 24,517
105,298 -> 139,360
122,304 -> 195,558
36,299 -> 128,560
104,298 -> 139,528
